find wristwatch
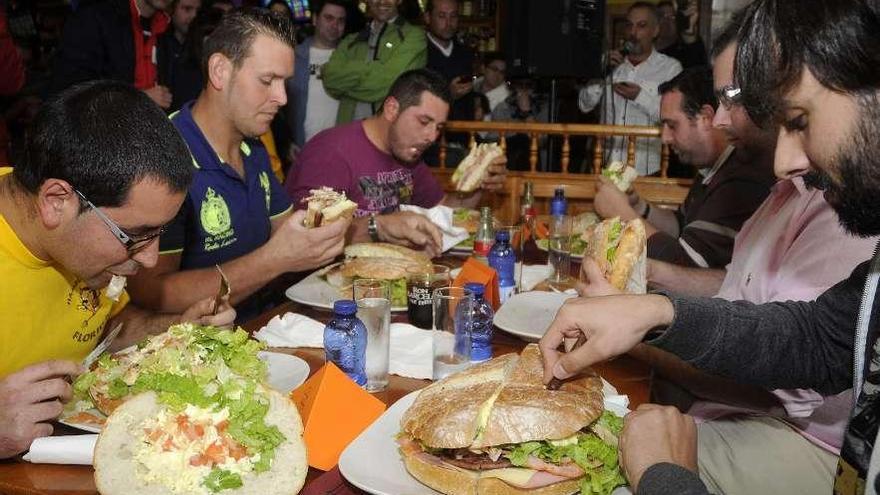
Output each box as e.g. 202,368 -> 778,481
368,213 -> 380,242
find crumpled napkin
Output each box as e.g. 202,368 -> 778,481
388,323 -> 433,380
253,312 -> 324,348
254,314 -> 434,380
23,435 -> 97,465
399,204 -> 469,252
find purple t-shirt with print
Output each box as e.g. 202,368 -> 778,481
284,121 -> 445,216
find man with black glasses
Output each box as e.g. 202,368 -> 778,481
0,80 -> 234,459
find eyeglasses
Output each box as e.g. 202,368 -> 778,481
715,84 -> 742,110
75,189 -> 167,254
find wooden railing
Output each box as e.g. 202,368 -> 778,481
431,121 -> 691,224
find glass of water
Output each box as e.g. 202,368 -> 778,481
353,279 -> 391,392
549,215 -> 573,283
432,286 -> 473,380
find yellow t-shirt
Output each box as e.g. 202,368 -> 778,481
0,169 -> 129,378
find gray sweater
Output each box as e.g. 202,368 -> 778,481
638,246 -> 880,493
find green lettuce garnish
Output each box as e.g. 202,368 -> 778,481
505,414 -> 626,495
606,220 -> 623,263
390,278 -> 407,307
72,371 -> 97,400
203,468 -> 243,492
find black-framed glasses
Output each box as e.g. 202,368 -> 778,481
74,189 -> 166,254
716,84 -> 742,110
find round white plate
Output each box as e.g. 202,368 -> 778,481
285,263 -> 407,312
338,383 -> 631,495
58,351 -> 309,433
493,291 -> 577,341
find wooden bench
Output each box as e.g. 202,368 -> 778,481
430,121 -> 692,223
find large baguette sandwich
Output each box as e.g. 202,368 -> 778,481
301,187 -> 357,228
321,243 -> 433,307
583,217 -> 646,291
451,143 -> 504,192
94,388 -> 307,495
398,344 -> 626,495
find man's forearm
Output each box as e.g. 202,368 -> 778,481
648,260 -> 724,297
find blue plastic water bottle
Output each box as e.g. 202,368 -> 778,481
464,283 -> 495,362
488,230 -> 516,305
323,300 -> 367,386
550,187 -> 567,217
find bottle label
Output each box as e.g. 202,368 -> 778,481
474,240 -> 493,256
498,283 -> 515,305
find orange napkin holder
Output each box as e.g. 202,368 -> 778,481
453,257 -> 500,310
290,362 -> 386,471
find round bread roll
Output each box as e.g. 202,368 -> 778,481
94,389 -> 307,495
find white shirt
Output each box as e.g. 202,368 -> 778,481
426,32 -> 454,57
305,46 -> 340,143
476,78 -> 510,113
578,49 -> 682,175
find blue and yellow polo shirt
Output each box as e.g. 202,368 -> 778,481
161,102 -> 292,270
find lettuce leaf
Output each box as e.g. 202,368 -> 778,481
132,371 -> 213,410
203,468 -> 243,492
390,278 -> 407,307
72,371 -> 97,400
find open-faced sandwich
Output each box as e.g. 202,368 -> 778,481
301,187 -> 357,228
397,344 -> 626,495
451,143 -> 504,193
582,217 -> 646,291
321,243 -> 432,307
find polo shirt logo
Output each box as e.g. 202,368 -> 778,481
200,187 -> 237,252
259,171 -> 271,212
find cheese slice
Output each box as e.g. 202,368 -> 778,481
479,467 -> 539,487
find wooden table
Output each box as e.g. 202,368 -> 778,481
0,252 -> 651,494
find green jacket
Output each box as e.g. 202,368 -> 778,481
322,17 -> 427,124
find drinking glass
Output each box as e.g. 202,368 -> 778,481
406,264 -> 452,330
353,279 -> 391,392
549,215 -> 573,283
432,286 -> 473,380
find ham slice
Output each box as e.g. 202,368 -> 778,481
525,455 -> 586,478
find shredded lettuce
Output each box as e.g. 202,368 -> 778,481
606,220 -> 623,263
453,208 -> 473,222
203,468 -> 243,492
390,278 -> 407,307
132,371 -> 213,409
72,371 -> 97,400
505,414 -> 626,495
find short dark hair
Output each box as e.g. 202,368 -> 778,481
384,69 -> 452,113
201,8 -> 296,82
710,5 -> 747,59
628,1 -> 659,23
313,0 -> 349,16
659,67 -> 718,119
426,0 -> 458,14
736,0 -> 880,127
14,80 -> 192,208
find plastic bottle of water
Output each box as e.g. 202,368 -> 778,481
550,187 -> 568,217
323,300 -> 367,386
464,282 -> 495,362
488,230 -> 516,305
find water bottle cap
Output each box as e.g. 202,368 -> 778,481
494,230 -> 510,242
333,300 -> 357,316
464,282 -> 485,297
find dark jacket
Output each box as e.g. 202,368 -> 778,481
639,246 -> 880,493
156,30 -> 202,113
284,36 -> 314,149
51,0 -> 135,92
647,147 -> 776,268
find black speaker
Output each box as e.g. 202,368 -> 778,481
505,0 -> 606,79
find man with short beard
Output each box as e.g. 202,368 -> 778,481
286,69 -> 507,254
538,1 -> 880,493
52,0 -> 174,109
128,10 -> 349,321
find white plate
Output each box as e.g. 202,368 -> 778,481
339,383 -> 631,495
285,262 -> 408,312
58,351 -> 309,433
494,291 -> 577,341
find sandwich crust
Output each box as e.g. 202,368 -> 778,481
608,219 -> 646,290
344,242 -> 431,267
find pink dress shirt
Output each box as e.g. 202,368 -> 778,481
691,177 -> 878,453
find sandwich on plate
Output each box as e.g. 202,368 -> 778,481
452,143 -> 504,192
94,387 -> 307,495
601,162 -> 638,192
397,344 -> 626,495
582,217 -> 646,291
322,243 -> 432,307
301,187 -> 357,228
